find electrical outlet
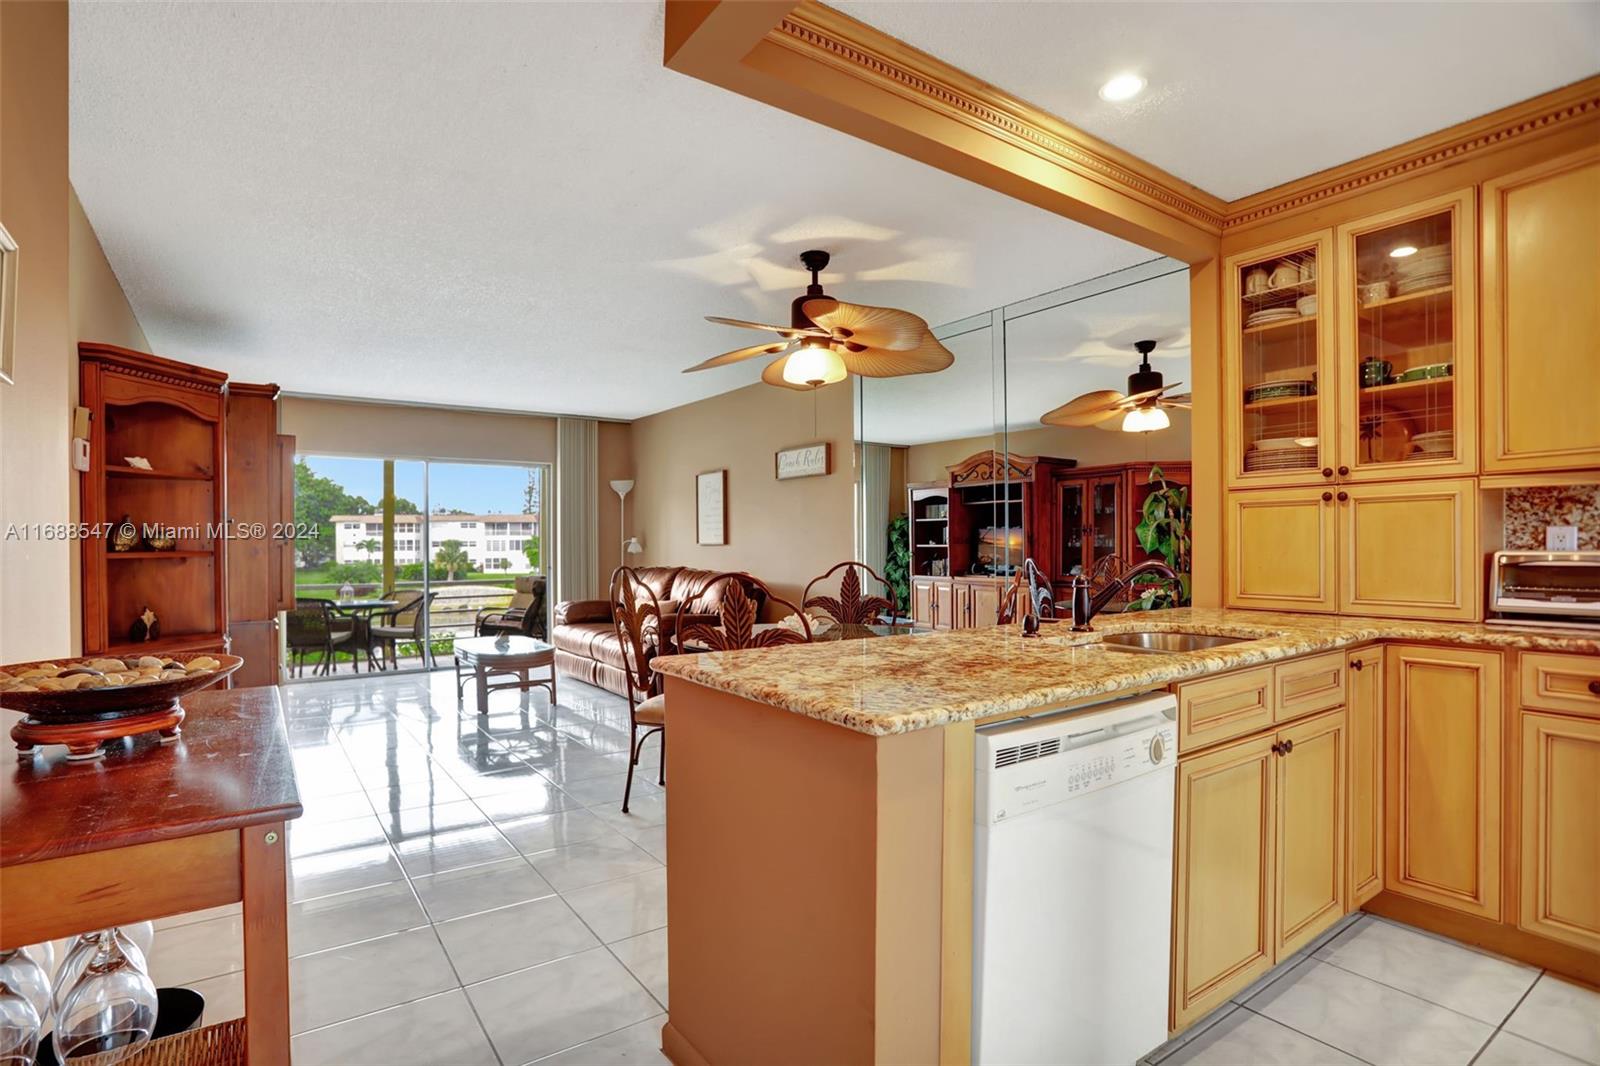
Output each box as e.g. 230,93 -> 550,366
1546,525 -> 1579,552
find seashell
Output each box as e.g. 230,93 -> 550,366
137,656 -> 165,668
35,678 -> 70,691
60,667 -> 105,679
78,676 -> 111,689
186,657 -> 220,671
19,668 -> 57,680
3,681 -> 38,692
88,658 -> 126,672
129,675 -> 160,686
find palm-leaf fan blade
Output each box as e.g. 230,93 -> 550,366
1041,390 -> 1128,427
683,341 -> 793,373
801,298 -> 926,352
836,331 -> 954,378
704,315 -> 827,339
759,353 -> 822,391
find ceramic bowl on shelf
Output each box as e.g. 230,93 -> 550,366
1244,267 -> 1270,295
1268,261 -> 1301,289
1359,280 -> 1391,305
1296,294 -> 1317,317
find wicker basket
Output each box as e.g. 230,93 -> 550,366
69,1019 -> 247,1066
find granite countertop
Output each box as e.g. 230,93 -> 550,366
649,607 -> 1600,736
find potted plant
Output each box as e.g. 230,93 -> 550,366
1127,466 -> 1191,611
884,515 -> 912,619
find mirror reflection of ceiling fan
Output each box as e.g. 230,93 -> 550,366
683,249 -> 954,390
1041,339 -> 1191,432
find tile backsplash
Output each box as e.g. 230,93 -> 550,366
1503,486 -> 1600,550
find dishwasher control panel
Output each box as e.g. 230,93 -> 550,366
974,693 -> 1178,825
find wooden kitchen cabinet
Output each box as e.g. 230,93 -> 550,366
1519,712 -> 1600,954
1481,147 -> 1600,474
1227,477 -> 1477,621
1275,708 -> 1346,957
1226,487 -> 1337,613
1335,189 -> 1478,482
1346,647 -> 1384,907
1339,478 -> 1480,621
1520,652 -> 1600,719
1172,733 -> 1278,1029
1385,645 -> 1503,920
964,579 -> 1002,628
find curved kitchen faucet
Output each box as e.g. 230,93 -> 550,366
1068,559 -> 1180,632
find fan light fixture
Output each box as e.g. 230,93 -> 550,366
1121,406 -> 1170,433
1098,73 -> 1146,102
1389,245 -> 1418,258
783,339 -> 847,388
1040,339 -> 1191,432
686,250 -> 953,391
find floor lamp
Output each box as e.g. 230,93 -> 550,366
610,479 -> 634,569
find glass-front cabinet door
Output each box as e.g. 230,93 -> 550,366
1090,477 -> 1119,567
1225,231 -> 1337,488
1058,479 -> 1086,577
1336,189 -> 1477,480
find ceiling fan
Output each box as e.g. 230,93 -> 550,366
684,249 -> 954,390
1041,339 -> 1191,432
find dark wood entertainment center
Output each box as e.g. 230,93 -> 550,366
907,450 -> 1191,629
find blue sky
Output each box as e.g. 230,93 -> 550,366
303,456 -> 541,515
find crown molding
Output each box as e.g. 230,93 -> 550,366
770,3 -> 1228,235
1224,75 -> 1600,230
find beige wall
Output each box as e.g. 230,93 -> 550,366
70,187 -> 149,353
630,381 -> 855,607
903,409 -> 1193,484
279,396 -> 560,463
1,1 -> 73,662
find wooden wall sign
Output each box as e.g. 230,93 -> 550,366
775,442 -> 831,480
696,469 -> 727,545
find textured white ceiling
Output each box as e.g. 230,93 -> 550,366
860,268 -> 1190,446
68,2 -> 1155,420
838,1 -> 1600,200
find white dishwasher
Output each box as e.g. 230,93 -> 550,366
972,692 -> 1178,1066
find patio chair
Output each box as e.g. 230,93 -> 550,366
370,591 -> 439,670
475,576 -> 548,641
286,599 -> 358,677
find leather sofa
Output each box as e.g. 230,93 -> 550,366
552,566 -> 767,699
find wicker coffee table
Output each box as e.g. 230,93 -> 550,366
453,635 -> 557,713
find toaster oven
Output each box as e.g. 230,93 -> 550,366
1487,550 -> 1600,630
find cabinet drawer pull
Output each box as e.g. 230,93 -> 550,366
1338,465 -> 1350,476
1589,680 -> 1600,697
1336,491 -> 1349,502
1321,467 -> 1334,478
1322,491 -> 1334,502
1282,738 -> 1294,754
1351,659 -> 1364,671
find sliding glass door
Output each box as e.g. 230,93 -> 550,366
289,455 -> 549,680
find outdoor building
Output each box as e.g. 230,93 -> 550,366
329,513 -> 538,571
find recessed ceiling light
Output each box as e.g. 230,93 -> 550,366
1098,74 -> 1146,103
1390,245 -> 1418,258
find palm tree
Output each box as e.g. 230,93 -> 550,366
434,539 -> 471,582
356,538 -> 380,561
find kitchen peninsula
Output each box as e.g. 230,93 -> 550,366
652,609 -> 1600,1066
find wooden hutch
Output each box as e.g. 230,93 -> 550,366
907,450 -> 1191,629
79,344 -> 293,686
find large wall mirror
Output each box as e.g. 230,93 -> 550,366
856,258 -> 1193,627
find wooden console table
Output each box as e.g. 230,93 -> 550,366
0,686 -> 302,1065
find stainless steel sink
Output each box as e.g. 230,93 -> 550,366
1095,631 -> 1253,654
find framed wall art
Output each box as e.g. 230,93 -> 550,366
696,468 -> 726,545
775,442 -> 831,481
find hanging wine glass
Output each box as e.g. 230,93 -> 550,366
119,923 -> 154,965
19,945 -> 53,985
53,933 -> 157,1064
0,951 -> 51,1031
0,978 -> 42,1066
51,931 -> 147,1031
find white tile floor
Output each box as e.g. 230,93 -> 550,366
1146,913 -> 1600,1066
139,670 -> 1600,1066
150,668 -> 671,1065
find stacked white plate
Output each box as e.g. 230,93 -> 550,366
1412,429 -> 1453,457
1245,437 -> 1318,471
1394,243 -> 1451,294
1245,307 -> 1301,328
